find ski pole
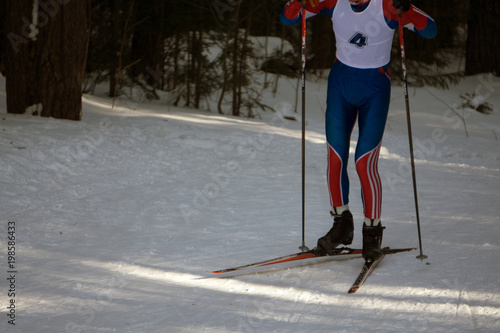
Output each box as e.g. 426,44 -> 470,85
398,15 -> 427,261
299,0 -> 309,252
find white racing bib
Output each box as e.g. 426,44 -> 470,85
332,0 -> 395,68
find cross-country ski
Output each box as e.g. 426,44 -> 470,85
348,254 -> 386,294
208,247 -> 414,275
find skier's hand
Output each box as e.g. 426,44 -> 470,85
392,0 -> 411,13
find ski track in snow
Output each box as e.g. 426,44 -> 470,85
1,74 -> 500,332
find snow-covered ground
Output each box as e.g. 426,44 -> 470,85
1,72 -> 499,333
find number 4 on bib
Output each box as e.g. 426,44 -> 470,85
349,32 -> 368,48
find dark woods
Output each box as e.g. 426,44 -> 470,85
0,0 -> 497,120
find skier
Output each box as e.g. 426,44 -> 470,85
280,0 -> 436,260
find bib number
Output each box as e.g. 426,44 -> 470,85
349,32 -> 368,48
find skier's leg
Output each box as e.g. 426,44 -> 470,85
317,64 -> 358,254
354,68 -> 391,260
354,71 -> 391,222
325,67 -> 358,210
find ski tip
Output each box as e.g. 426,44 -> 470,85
206,269 -> 229,274
381,247 -> 417,254
347,287 -> 358,294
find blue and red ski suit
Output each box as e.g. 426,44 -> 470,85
281,0 -> 436,220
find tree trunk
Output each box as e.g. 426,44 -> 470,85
5,0 -> 89,120
194,20 -> 203,109
231,23 -> 240,116
465,0 -> 500,76
130,0 -> 164,88
308,16 -> 335,70
109,0 -> 122,97
217,33 -> 230,114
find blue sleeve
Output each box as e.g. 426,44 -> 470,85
415,18 -> 437,39
384,16 -> 437,39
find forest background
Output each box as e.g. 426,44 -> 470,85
0,0 -> 498,120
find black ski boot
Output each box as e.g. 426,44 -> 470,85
362,223 -> 385,261
317,210 -> 354,255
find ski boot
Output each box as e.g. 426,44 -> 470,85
362,222 -> 385,261
316,210 -> 354,255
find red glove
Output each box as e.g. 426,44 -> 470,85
283,0 -> 304,19
392,0 -> 411,13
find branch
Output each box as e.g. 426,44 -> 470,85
424,86 -> 469,137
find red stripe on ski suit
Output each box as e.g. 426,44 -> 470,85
356,143 -> 383,219
327,144 -> 345,207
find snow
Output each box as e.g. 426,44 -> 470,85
1,71 -> 500,333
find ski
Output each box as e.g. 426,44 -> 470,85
207,247 -> 361,274
208,247 -> 415,274
348,249 -> 388,294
